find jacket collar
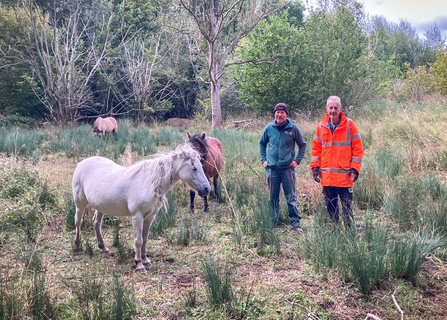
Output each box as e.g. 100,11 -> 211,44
272,118 -> 291,128
322,111 -> 347,127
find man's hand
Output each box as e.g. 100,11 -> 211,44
348,168 -> 359,182
263,161 -> 268,168
290,160 -> 298,169
312,167 -> 321,183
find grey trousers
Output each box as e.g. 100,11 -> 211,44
266,167 -> 301,227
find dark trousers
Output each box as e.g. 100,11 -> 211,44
323,186 -> 353,228
266,167 -> 301,227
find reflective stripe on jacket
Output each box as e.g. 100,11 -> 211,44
310,112 -> 363,187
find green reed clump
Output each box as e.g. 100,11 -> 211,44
354,159 -> 385,210
211,129 -> 260,165
304,212 -> 389,294
389,228 -> 445,286
0,127 -> 50,157
383,177 -> 424,228
62,272 -> 136,319
129,128 -> 157,155
155,127 -> 184,147
384,175 -> 447,229
202,257 -> 234,306
173,215 -> 208,246
341,220 -> 388,294
374,149 -> 403,179
421,197 -> 447,236
110,273 -> 137,320
29,272 -> 57,320
64,192 -> 76,230
50,124 -> 99,156
252,195 -> 280,253
15,244 -> 43,272
0,273 -> 24,320
303,211 -> 345,271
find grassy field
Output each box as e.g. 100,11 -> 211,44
1,100 -> 447,319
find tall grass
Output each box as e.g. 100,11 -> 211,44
341,218 -> 388,294
0,127 -> 50,157
389,228 -> 445,285
203,257 -> 234,306
150,192 -> 177,237
303,211 -> 345,271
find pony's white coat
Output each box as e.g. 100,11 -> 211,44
72,144 -> 210,272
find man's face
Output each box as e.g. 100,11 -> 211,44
275,110 -> 287,125
326,101 -> 342,123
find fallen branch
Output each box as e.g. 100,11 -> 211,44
364,313 -> 382,320
307,312 -> 321,320
392,292 -> 404,320
237,155 -> 268,187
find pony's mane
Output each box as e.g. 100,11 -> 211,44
125,143 -> 200,181
123,143 -> 200,210
189,134 -> 209,159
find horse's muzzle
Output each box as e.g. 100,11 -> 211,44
198,184 -> 210,197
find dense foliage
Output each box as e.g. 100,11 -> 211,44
0,0 -> 446,125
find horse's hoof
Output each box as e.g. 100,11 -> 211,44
142,259 -> 152,266
204,207 -> 209,213
136,267 -> 147,273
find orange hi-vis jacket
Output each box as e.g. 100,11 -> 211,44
310,112 -> 363,188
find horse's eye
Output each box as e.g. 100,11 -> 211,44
193,166 -> 197,171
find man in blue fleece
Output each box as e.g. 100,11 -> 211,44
260,103 -> 307,234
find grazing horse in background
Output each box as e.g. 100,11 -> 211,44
93,117 -> 117,138
72,144 -> 210,273
188,133 -> 224,214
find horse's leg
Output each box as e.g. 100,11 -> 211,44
93,210 -> 109,253
203,195 -> 209,212
189,190 -> 195,215
132,213 -> 146,273
74,202 -> 87,250
141,215 -> 156,266
213,176 -> 220,203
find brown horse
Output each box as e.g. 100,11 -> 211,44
93,117 -> 118,138
188,133 -> 224,213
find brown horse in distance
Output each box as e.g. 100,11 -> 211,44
188,133 -> 223,213
93,117 -> 117,138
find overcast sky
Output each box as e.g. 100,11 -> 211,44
361,0 -> 447,39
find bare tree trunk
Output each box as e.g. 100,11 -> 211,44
179,0 -> 287,129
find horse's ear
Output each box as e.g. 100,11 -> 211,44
187,132 -> 191,139
181,148 -> 190,159
202,133 -> 206,139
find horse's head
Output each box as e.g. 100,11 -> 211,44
177,144 -> 210,197
187,133 -> 208,161
93,118 -> 102,137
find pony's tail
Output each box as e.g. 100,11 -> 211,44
121,144 -> 133,167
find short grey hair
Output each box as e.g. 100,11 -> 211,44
327,96 -> 341,107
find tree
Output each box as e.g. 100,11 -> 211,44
122,35 -> 174,122
0,3 -> 45,117
232,12 -> 302,112
21,0 -> 126,124
178,0 -> 287,129
431,47 -> 447,95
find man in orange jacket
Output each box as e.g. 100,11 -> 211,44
310,96 -> 364,228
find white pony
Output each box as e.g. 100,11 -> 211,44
72,144 -> 210,273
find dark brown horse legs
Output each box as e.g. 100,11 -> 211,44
189,190 -> 195,214
213,176 -> 220,203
